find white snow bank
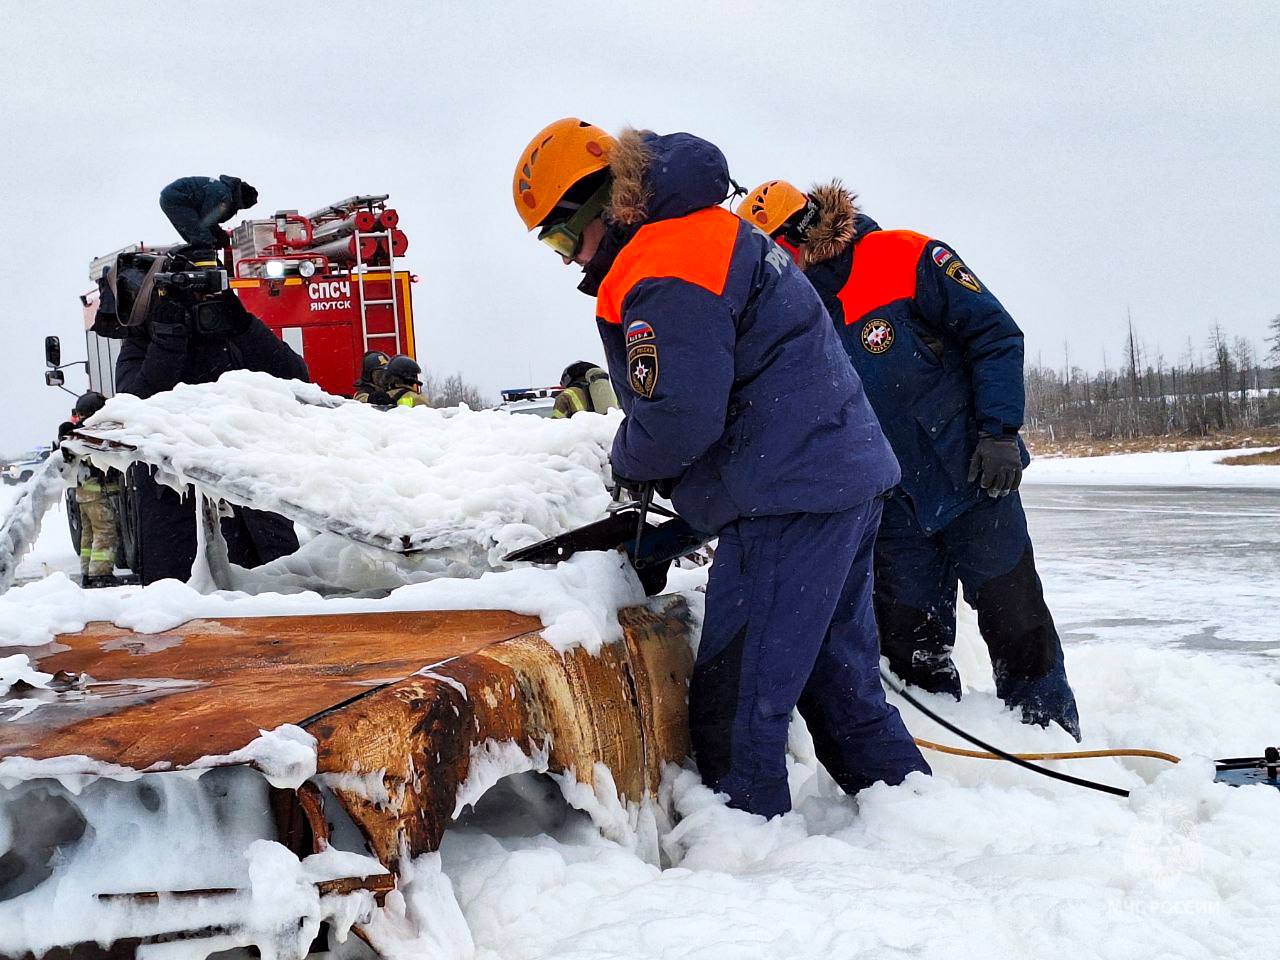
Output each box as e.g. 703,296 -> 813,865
73,371 -> 621,565
360,853 -> 477,960
1026,446 -> 1280,488
0,550 -> 643,656
440,613 -> 1280,960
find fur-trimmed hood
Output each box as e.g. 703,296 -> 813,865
606,128 -> 732,227
802,180 -> 861,266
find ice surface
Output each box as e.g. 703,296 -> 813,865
1024,484 -> 1280,653
0,455 -> 73,593
1026,446 -> 1280,488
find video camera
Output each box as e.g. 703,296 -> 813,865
154,264 -> 229,298
96,251 -> 230,335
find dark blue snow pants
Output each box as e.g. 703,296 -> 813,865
689,500 -> 930,818
874,490 -> 1081,739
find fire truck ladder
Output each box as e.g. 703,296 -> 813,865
353,218 -> 401,357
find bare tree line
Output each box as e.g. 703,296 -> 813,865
418,313 -> 1280,430
1024,314 -> 1280,441
417,369 -> 491,410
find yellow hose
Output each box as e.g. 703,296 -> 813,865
914,738 -> 1181,764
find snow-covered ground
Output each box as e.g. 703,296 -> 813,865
434,466 -> 1280,960
1,425 -> 1278,958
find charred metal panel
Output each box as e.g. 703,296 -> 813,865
0,598 -> 694,958
310,596 -> 694,869
0,609 -> 540,768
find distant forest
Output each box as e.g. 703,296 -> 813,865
1023,315 -> 1280,441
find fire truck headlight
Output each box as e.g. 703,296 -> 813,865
297,259 -> 317,278
265,260 -> 286,279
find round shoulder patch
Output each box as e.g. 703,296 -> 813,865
861,318 -> 895,355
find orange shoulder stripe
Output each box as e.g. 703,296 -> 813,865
597,207 -> 739,325
837,229 -> 930,324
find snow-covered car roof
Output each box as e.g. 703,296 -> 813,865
67,373 -> 619,562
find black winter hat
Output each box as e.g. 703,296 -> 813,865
239,181 -> 259,209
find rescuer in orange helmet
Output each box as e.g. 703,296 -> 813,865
736,179 -> 1080,739
512,119 -> 928,818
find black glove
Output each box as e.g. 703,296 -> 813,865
57,421 -> 76,462
146,297 -> 193,340
209,224 -> 230,246
653,476 -> 679,500
609,467 -> 640,495
967,435 -> 1022,497
610,471 -> 681,501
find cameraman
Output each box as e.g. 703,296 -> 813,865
159,175 -> 258,251
116,277 -> 309,585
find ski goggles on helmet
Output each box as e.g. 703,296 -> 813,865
537,179 -> 611,259
776,197 -> 820,246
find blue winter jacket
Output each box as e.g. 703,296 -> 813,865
583,131 -> 900,534
158,175 -> 245,246
804,212 -> 1030,533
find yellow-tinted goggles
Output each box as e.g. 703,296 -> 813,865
537,179 -> 610,258
538,220 -> 583,259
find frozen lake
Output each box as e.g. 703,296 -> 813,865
1024,484 -> 1280,660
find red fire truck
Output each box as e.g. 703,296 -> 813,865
63,193 -> 417,398
44,193 -> 417,573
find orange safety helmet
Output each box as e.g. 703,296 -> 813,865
513,118 -> 618,231
735,179 -> 808,235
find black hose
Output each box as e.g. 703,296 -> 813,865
881,667 -> 1132,798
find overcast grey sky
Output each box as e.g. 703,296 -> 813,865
1,0 -> 1277,453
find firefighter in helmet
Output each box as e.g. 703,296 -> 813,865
511,118 -> 928,818
59,391 -> 121,588
736,179 -> 1080,738
384,355 -> 429,407
353,350 -> 392,405
552,360 -> 618,418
